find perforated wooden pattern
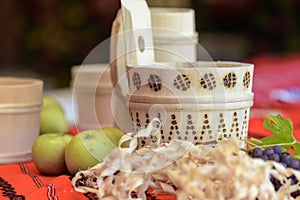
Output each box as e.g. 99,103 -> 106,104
129,101 -> 253,148
127,61 -> 254,100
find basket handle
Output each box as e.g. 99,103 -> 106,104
121,0 -> 155,66
110,10 -> 123,86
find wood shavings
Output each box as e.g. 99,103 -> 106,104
72,119 -> 300,200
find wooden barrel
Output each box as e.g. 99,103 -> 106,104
71,64 -> 114,129
0,77 -> 43,164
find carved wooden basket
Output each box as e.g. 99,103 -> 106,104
126,61 -> 254,148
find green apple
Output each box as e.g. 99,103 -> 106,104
100,127 -> 128,147
65,130 -> 116,175
42,96 -> 64,112
40,106 -> 69,134
32,133 -> 73,175
40,96 -> 69,134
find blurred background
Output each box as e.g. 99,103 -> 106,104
0,0 -> 300,90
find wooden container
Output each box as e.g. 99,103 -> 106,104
150,7 -> 198,62
0,77 -> 43,164
126,61 -> 254,148
127,61 -> 254,102
129,98 -> 253,148
71,64 -> 114,129
110,8 -> 199,132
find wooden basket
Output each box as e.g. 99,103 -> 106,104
127,61 -> 254,102
127,61 -> 254,148
0,77 -> 43,164
129,95 -> 253,148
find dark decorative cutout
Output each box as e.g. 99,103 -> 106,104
148,74 -> 162,92
173,74 -> 191,91
230,111 -> 239,138
132,72 -> 141,89
200,73 -> 216,90
223,72 -> 237,88
241,109 -> 248,140
217,113 -> 226,140
243,71 -> 251,88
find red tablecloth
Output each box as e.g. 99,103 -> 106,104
0,115 -> 296,200
0,162 -> 85,200
0,162 -> 176,200
247,53 -> 300,139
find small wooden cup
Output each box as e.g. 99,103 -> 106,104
0,77 -> 43,164
71,64 -> 114,129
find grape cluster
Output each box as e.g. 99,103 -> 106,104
249,145 -> 300,198
251,145 -> 300,170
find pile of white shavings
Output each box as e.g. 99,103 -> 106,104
72,119 -> 300,200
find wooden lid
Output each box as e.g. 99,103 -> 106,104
0,77 -> 43,106
71,64 -> 114,89
150,7 -> 196,38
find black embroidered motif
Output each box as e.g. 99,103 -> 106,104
0,176 -> 25,200
73,175 -> 157,200
131,191 -> 157,200
19,163 -> 44,188
83,191 -> 157,200
84,192 -> 99,200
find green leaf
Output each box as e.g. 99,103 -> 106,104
246,114 -> 295,150
260,114 -> 294,145
293,142 -> 300,156
246,138 -> 264,148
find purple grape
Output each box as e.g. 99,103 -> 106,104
272,145 -> 282,154
268,153 -> 280,162
280,152 -> 290,158
288,158 -> 300,169
249,146 -> 300,199
263,148 -> 274,156
261,154 -> 268,161
251,147 -> 263,158
280,152 -> 291,164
